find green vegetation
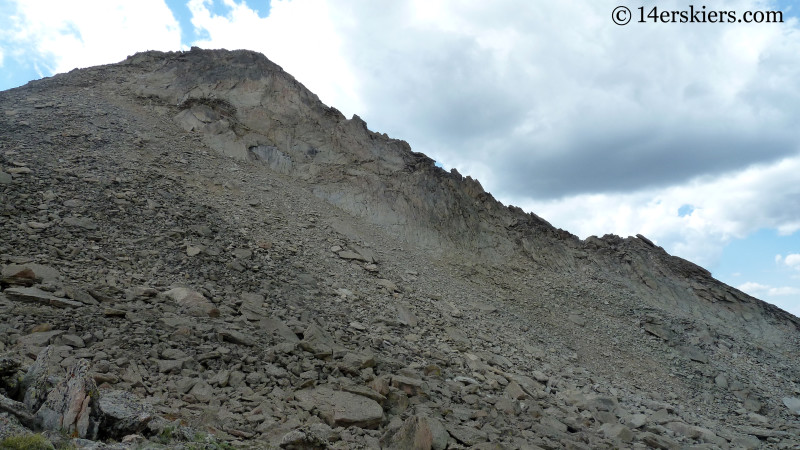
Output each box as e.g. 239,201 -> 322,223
0,433 -> 55,450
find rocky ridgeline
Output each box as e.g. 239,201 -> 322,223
0,48 -> 799,448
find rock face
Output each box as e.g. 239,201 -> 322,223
0,48 -> 799,448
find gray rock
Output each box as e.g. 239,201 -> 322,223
337,250 -> 365,261
17,330 -> 64,349
0,394 -> 35,428
156,359 -> 184,374
21,346 -> 60,411
4,287 -> 82,308
445,423 -> 487,446
600,423 -> 633,442
63,216 -> 97,230
218,329 -> 255,346
381,414 -> 449,450
300,324 -> 342,358
260,317 -> 300,343
35,359 -> 101,439
782,396 -> 800,415
1,263 -> 60,286
60,334 -> 85,348
163,287 -> 219,317
295,387 -> 383,429
97,390 -> 153,439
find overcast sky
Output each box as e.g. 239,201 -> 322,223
1,0 -> 799,316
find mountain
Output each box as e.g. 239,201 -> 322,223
0,48 -> 798,449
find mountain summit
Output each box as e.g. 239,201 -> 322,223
0,48 -> 798,448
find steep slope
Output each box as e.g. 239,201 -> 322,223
0,48 -> 798,449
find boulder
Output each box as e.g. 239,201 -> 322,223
35,359 -> 101,439
97,390 -> 154,439
295,387 -> 383,429
162,287 -> 219,317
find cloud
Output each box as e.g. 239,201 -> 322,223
738,282 -> 800,297
5,0 -> 182,75
777,253 -> 800,271
320,0 -> 800,199
513,154 -> 800,267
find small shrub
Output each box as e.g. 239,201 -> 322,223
0,433 -> 55,450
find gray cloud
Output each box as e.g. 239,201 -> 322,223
328,0 -> 800,200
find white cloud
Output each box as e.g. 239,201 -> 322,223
6,0 -> 181,75
513,154 -> 800,267
778,253 -> 800,271
738,281 -> 800,297
187,0 -> 365,118
0,46 -> 4,68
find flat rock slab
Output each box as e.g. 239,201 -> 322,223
4,287 -> 81,308
295,387 -> 383,429
162,287 -> 219,317
783,397 -> 800,415
1,263 -> 60,286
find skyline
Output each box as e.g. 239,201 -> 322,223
1,0 -> 799,315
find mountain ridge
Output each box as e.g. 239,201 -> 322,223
0,47 -> 798,449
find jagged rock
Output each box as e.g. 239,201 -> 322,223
35,359 -> 101,439
279,423 -> 338,449
96,390 -> 153,439
21,347 -> 60,411
0,394 -> 35,428
380,414 -> 449,450
294,387 -> 383,429
299,324 -> 341,358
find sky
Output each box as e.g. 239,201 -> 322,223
1,0 -> 799,316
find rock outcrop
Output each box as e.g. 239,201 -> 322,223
0,48 -> 798,448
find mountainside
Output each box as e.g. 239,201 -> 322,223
0,48 -> 798,449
